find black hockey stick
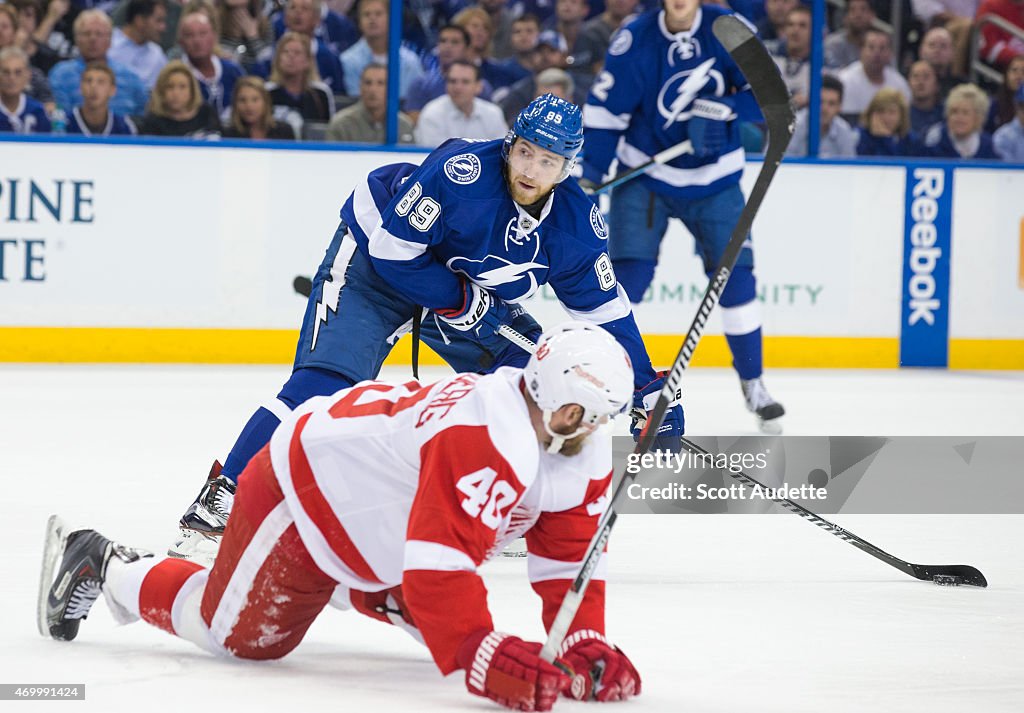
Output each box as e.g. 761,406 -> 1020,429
532,15 -> 796,661
680,437 -> 988,587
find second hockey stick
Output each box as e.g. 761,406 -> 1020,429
591,140 -> 693,195
679,437 -> 988,587
525,16 -> 796,663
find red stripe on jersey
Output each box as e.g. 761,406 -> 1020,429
403,569 -> 494,675
407,424 -> 526,567
402,424 -> 528,673
288,411 -> 383,584
533,579 -> 606,636
527,470 -> 612,562
201,446 -> 285,611
139,558 -> 204,634
328,381 -> 432,419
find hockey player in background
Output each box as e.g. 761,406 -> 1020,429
169,92 -> 684,562
40,323 -> 642,711
580,0 -> 786,432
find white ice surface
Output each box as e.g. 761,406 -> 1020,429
1,365 -> 1022,712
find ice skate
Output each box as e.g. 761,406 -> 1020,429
167,461 -> 235,567
741,377 -> 785,434
37,515 -> 152,641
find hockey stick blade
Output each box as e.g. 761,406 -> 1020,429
678,438 -> 988,588
294,275 -> 313,298
711,16 -> 795,156
910,564 -> 988,587
712,15 -> 795,169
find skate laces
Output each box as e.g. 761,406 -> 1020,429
212,479 -> 235,518
65,580 -> 102,620
203,477 -> 235,520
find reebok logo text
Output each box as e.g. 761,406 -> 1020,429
907,169 -> 943,326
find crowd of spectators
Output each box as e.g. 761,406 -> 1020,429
0,0 -> 1021,161
770,0 -> 1024,160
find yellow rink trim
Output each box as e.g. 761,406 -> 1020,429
948,339 -> 1024,370
0,327 -> 1020,370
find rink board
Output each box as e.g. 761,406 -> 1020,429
0,137 -> 1021,368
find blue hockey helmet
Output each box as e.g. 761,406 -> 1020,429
503,93 -> 584,183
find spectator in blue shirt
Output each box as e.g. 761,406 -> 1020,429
920,83 -> 999,159
489,13 -> 540,88
0,46 -> 51,132
109,0 -> 168,89
341,0 -> 423,98
272,0 -> 356,56
993,84 -> 1024,161
47,10 -> 148,115
406,24 -> 494,121
0,3 -> 55,109
268,0 -> 345,93
856,87 -> 913,156
178,11 -> 244,117
785,74 -> 859,158
908,60 -> 944,135
66,61 -> 137,135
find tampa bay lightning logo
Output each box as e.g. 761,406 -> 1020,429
448,217 -> 547,301
657,58 -> 725,128
447,254 -> 548,301
608,29 -> 632,56
590,205 -> 608,239
443,153 -> 482,184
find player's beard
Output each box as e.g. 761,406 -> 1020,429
503,163 -> 554,211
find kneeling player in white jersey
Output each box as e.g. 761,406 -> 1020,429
39,323 -> 641,711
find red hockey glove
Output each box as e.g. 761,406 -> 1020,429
456,630 -> 571,711
558,630 -> 641,702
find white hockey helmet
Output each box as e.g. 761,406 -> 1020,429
523,321 -> 633,453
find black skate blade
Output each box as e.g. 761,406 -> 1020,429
37,515 -> 68,637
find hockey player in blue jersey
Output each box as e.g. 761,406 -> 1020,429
580,0 -> 785,432
169,93 -> 685,560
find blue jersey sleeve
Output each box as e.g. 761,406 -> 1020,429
581,28 -> 644,182
363,165 -> 465,312
546,202 -> 657,388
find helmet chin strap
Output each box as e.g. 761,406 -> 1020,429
542,409 -> 590,455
